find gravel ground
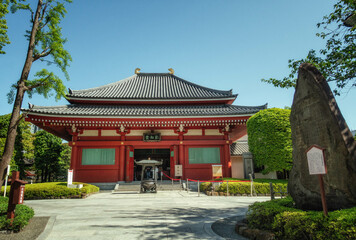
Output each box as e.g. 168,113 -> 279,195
0,216 -> 49,240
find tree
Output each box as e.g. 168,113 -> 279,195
34,130 -> 63,182
262,0 -> 356,95
0,0 -> 72,186
0,1 -> 10,54
246,108 -> 293,175
0,113 -> 34,177
58,142 -> 71,179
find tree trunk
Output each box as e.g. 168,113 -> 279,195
0,0 -> 43,187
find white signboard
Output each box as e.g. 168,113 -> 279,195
306,146 -> 327,175
67,169 -> 73,186
212,165 -> 223,177
175,165 -> 183,177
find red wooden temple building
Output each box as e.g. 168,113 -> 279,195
23,69 -> 266,182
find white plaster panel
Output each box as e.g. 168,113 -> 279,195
128,129 -> 175,136
205,129 -> 223,135
79,130 -> 98,136
128,130 -> 149,136
185,129 -> 202,136
101,130 -> 119,136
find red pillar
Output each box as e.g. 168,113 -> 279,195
223,132 -> 231,178
178,133 -> 185,178
70,142 -> 78,181
125,146 -> 131,182
119,145 -> 125,181
224,144 -> 231,178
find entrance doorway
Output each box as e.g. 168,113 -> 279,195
134,149 -> 170,181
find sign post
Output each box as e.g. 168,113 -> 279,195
212,165 -> 223,179
7,171 -> 27,224
67,169 -> 73,187
175,165 -> 183,178
306,145 -> 328,216
3,165 -> 10,197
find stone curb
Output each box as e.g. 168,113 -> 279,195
36,216 -> 56,240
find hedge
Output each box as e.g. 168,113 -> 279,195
246,197 -> 356,240
1,182 -> 99,200
0,197 -> 34,232
201,181 -> 287,196
246,108 -> 293,173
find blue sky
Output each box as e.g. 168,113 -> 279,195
1,0 -> 355,130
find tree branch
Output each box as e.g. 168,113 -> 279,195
33,48 -> 52,62
39,0 -> 49,25
26,75 -> 52,91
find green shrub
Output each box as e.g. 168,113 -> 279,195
247,197 -> 356,240
200,181 -> 287,196
247,197 -> 296,230
0,197 -> 34,232
1,182 -> 99,200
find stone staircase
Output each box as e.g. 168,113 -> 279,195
112,180 -> 182,193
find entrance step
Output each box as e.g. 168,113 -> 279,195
112,181 -> 183,193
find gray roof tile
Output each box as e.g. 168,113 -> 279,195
231,142 -> 249,155
23,104 -> 266,117
67,73 -> 236,100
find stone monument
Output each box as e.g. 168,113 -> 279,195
289,63 -> 356,210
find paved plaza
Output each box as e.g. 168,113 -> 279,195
25,191 -> 269,240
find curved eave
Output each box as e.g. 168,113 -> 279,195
24,112 -> 256,119
66,95 -> 238,105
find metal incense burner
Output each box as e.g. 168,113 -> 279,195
135,159 -> 162,193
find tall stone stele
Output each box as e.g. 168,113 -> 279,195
289,63 -> 356,210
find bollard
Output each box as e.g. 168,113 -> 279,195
179,179 -> 182,191
198,180 -> 200,197
171,179 -> 173,186
269,182 -> 275,200
187,178 -> 189,193
226,181 -> 229,196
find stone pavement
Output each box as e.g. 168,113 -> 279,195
25,191 -> 269,240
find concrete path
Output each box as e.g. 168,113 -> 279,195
25,191 -> 269,240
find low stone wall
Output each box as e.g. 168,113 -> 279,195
235,219 -> 275,240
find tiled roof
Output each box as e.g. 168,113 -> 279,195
67,73 -> 237,100
23,104 -> 266,117
230,142 -> 249,155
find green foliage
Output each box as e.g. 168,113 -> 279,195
214,178 -> 288,184
0,196 -> 34,232
34,130 -> 63,182
200,181 -> 288,196
247,108 -> 292,173
247,197 -> 297,230
1,182 -> 99,199
262,1 -> 356,95
5,0 -> 72,103
58,143 -> 71,178
0,113 -> 34,175
247,197 -> 356,240
0,1 -> 10,54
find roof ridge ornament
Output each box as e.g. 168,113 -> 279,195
135,68 -> 141,74
168,68 -> 174,75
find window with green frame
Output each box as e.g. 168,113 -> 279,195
82,148 -> 115,165
188,147 -> 220,164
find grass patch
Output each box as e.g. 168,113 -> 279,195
0,197 -> 34,232
1,182 -> 99,200
247,197 -> 356,240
